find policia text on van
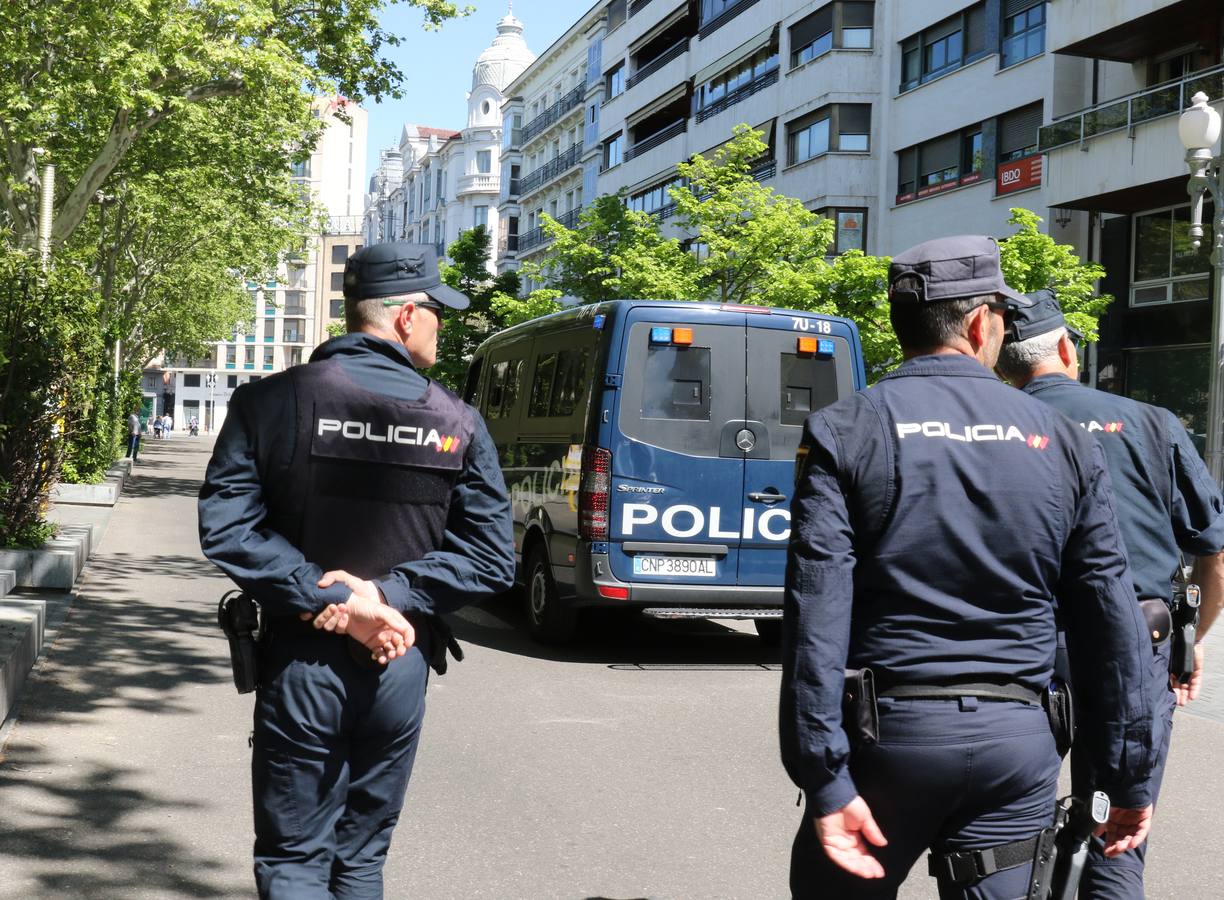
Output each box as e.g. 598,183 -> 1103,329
463,300 -> 867,642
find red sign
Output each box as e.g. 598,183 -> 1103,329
996,155 -> 1043,195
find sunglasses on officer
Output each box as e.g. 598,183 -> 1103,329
978,297 -> 1017,334
383,296 -> 446,318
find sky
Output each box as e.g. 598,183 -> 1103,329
361,0 -> 580,184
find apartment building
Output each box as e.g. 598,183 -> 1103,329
165,98 -> 368,432
495,3 -> 607,282
365,12 -> 535,270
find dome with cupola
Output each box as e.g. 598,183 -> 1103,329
472,8 -> 534,92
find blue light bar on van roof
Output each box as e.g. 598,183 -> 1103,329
649,326 -> 672,344
593,314 -> 606,330
818,339 -> 835,357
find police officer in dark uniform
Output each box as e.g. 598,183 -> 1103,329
198,242 -> 514,899
997,289 -> 1224,899
780,235 -> 1156,899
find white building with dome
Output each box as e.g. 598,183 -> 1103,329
364,10 -> 534,271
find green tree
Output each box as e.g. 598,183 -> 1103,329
998,207 -> 1112,341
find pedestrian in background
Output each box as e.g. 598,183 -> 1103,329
199,243 -> 514,899
153,414 -> 163,439
164,412 -> 173,435
781,235 -> 1155,899
125,406 -> 142,462
997,289 -> 1224,899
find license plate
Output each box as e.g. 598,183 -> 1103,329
632,555 -> 717,578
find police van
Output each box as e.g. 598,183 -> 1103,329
463,300 -> 867,642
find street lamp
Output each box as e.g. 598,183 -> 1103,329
1179,91 -> 1224,483
204,373 -> 217,434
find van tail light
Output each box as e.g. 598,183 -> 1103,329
579,445 -> 612,541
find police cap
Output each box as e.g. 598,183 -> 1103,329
888,235 -> 1029,307
343,242 -> 470,310
1007,288 -> 1084,343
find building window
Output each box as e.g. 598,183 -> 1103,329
330,271 -> 344,292
184,374 -> 201,387
436,168 -> 445,201
290,158 -> 310,179
226,346 -> 237,366
477,150 -> 492,174
227,375 -> 238,388
1131,204 -> 1214,306
1001,2 -> 1045,68
900,3 -> 987,91
603,133 -> 624,170
263,349 -> 275,369
997,101 -> 1042,162
331,244 -> 349,264
896,123 -> 985,202
790,2 -> 873,67
329,299 -> 344,319
474,206 -> 489,229
787,104 -> 870,164
503,113 -> 522,149
605,62 -> 625,99
818,208 -> 867,255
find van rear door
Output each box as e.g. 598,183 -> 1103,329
608,312 -> 747,587
737,313 -> 860,585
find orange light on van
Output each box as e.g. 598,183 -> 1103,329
597,585 -> 630,600
797,336 -> 819,355
672,327 -> 693,346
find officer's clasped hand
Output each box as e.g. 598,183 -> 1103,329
1094,804 -> 1153,858
815,795 -> 888,880
296,570 -> 416,665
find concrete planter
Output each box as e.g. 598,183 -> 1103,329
0,527 -> 88,590
51,481 -> 119,506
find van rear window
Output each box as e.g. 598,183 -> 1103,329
486,358 -> 523,419
779,353 -> 839,426
642,346 -> 711,421
529,347 -> 590,418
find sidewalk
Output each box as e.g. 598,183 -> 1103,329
0,436 -> 254,899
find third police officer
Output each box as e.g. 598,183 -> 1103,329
997,289 -> 1224,899
780,235 -> 1155,899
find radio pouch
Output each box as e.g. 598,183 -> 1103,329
1043,679 -> 1075,758
843,668 -> 879,748
1138,598 -> 1172,646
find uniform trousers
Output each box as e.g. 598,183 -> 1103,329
251,627 -> 429,900
791,698 -> 1059,900
1074,641 -> 1174,900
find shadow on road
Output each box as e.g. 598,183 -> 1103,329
0,743 -> 231,898
450,590 -> 781,669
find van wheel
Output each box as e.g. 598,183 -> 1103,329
754,618 -> 782,646
525,545 -> 577,644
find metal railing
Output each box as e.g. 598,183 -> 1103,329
519,144 -> 583,195
749,157 -> 776,181
517,207 -> 583,254
698,0 -> 760,40
627,38 -> 690,90
695,67 -> 778,123
323,215 -> 364,235
521,86 -> 586,144
1039,63 -> 1224,153
625,120 -> 687,161
629,0 -> 654,17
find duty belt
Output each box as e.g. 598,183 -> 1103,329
878,682 -> 1042,707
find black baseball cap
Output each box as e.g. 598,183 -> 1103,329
342,242 -> 470,310
1007,288 -> 1084,343
888,235 -> 1029,307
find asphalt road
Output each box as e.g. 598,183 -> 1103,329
0,435 -> 1221,899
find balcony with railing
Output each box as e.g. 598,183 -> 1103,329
457,172 -> 499,196
627,38 -> 690,91
519,144 -> 583,196
521,86 -> 586,144
517,207 -> 583,254
625,120 -> 686,162
695,67 -> 778,124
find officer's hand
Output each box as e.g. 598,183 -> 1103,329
317,569 -> 382,604
341,597 -> 416,663
815,796 -> 888,879
1170,642 -> 1204,706
1095,805 -> 1152,857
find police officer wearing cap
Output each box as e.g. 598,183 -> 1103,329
780,235 -> 1156,899
199,242 -> 514,898
997,289 -> 1224,899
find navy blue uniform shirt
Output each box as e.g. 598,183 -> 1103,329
780,354 -> 1153,816
198,332 -> 514,618
1022,374 -> 1224,598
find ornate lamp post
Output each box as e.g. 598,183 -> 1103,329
1179,92 -> 1224,482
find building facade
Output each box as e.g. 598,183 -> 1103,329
365,13 -> 535,269
162,98 -> 368,432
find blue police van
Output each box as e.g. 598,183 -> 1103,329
463,300 -> 867,642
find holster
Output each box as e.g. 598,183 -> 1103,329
1043,679 -> 1075,758
1138,598 -> 1172,646
842,668 -> 879,748
1169,581 -> 1201,684
217,591 -> 262,694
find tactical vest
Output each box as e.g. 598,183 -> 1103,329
266,359 -> 474,580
